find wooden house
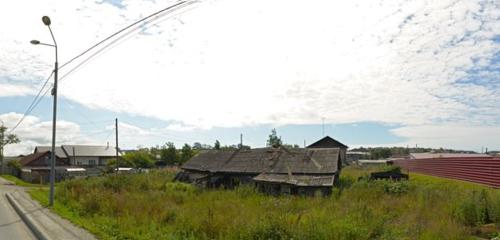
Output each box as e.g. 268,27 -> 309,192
176,136 -> 347,196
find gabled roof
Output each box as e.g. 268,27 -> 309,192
20,151 -> 50,166
35,146 -> 66,158
181,147 -> 340,174
20,151 -> 65,166
307,136 -> 348,149
62,145 -> 117,157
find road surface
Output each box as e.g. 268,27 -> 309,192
0,177 -> 36,240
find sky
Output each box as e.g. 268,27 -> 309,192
0,0 -> 499,155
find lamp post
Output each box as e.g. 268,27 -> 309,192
31,16 -> 58,207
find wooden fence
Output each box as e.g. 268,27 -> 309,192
392,157 -> 500,188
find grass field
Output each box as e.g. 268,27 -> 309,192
28,166 -> 500,240
0,174 -> 47,188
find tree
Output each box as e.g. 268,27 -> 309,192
123,151 -> 154,168
283,144 -> 300,149
180,144 -> 194,164
214,140 -> 221,150
266,128 -> 282,147
1,124 -> 20,174
160,142 -> 177,165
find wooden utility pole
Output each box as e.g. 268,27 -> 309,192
115,118 -> 119,172
240,134 -> 243,149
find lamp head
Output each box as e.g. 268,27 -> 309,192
42,16 -> 51,26
30,40 -> 40,45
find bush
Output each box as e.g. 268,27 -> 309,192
382,181 -> 409,195
453,189 -> 494,226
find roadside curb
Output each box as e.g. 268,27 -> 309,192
5,192 -> 48,240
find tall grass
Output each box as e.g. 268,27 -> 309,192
29,166 -> 500,240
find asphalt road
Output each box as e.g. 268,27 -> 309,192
0,178 -> 36,240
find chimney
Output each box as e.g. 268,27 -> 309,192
106,142 -> 109,149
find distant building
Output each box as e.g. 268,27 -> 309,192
346,151 -> 369,163
34,144 -> 118,167
177,136 -> 347,196
307,136 -> 348,165
18,144 -> 119,183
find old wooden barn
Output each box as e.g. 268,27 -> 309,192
176,136 -> 347,196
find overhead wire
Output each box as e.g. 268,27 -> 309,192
8,71 -> 53,133
8,1 -> 199,134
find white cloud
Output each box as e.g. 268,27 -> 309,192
0,112 -> 97,155
390,124 -> 500,152
0,84 -> 36,97
1,0 -> 499,149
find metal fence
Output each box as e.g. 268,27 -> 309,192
393,157 -> 500,188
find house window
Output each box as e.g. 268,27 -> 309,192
89,160 -> 96,166
76,160 -> 82,166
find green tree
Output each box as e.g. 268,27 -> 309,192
1,124 -> 20,174
123,151 -> 154,168
161,142 -> 177,165
214,140 -> 221,150
266,128 -> 282,147
180,144 -> 194,164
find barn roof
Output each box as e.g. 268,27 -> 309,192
307,136 -> 348,149
181,147 -> 340,174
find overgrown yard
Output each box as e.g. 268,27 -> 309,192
29,166 -> 500,240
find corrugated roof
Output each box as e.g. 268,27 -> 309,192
62,145 -> 117,157
410,153 -> 492,159
181,147 -> 340,174
253,173 -> 335,186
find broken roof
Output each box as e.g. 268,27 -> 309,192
254,173 -> 335,187
182,147 -> 340,174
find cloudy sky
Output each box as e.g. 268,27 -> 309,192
1,0 -> 499,155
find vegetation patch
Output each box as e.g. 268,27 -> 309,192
29,166 -> 500,240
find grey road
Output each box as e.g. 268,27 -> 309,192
0,178 -> 36,240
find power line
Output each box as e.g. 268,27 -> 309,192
9,71 -> 53,133
9,1 -> 198,133
58,1 -> 198,84
59,0 -> 193,70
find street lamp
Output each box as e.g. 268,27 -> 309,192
31,15 -> 58,207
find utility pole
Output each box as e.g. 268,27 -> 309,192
31,16 -> 58,207
115,118 -> 119,172
1,122 -> 4,175
240,133 -> 243,149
